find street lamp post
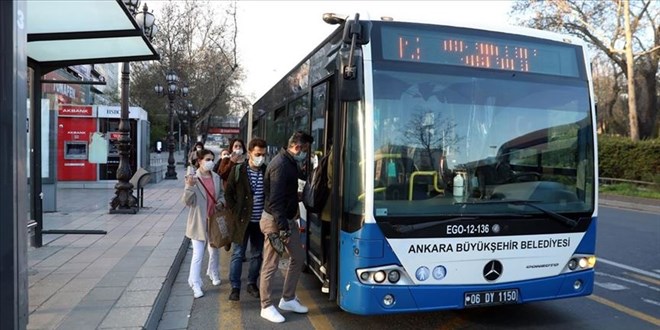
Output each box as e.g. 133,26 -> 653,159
155,70 -> 189,179
110,0 -> 156,214
182,102 -> 199,166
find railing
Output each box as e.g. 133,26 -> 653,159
599,177 -> 656,186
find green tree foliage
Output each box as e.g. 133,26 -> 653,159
511,0 -> 659,140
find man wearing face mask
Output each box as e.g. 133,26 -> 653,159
225,138 -> 268,301
259,131 -> 313,323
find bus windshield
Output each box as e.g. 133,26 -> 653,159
370,66 -> 594,218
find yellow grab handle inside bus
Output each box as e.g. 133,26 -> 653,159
408,171 -> 444,200
358,187 -> 387,201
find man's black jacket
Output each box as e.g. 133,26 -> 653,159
264,147 -> 303,230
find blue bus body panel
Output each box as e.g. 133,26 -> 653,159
338,220 -> 596,315
575,217 -> 596,254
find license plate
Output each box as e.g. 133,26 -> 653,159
464,289 -> 519,307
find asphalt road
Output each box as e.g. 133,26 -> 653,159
181,204 -> 660,329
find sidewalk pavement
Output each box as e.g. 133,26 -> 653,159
27,167 -> 190,330
26,172 -> 658,330
599,194 -> 660,214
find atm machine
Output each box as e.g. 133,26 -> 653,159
56,105 -> 97,181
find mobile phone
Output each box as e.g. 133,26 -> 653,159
187,166 -> 196,177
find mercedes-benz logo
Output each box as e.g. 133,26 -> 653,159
483,260 -> 503,281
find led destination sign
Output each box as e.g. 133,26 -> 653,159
381,25 -> 580,77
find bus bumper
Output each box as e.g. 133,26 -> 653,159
338,269 -> 594,315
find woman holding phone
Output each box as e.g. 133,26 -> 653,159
216,138 -> 246,189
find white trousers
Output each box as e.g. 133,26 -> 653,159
188,239 -> 220,287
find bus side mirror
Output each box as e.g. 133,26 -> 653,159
338,15 -> 371,102
339,45 -> 363,101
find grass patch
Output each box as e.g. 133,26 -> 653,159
599,183 -> 660,199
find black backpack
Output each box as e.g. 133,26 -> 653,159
303,154 -> 330,213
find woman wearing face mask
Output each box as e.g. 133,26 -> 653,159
217,139 -> 246,190
182,149 -> 226,298
213,149 -> 231,173
188,141 -> 205,167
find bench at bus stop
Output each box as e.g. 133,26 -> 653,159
130,167 -> 151,210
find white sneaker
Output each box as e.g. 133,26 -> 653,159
192,285 -> 204,299
207,270 -> 221,286
278,297 -> 308,313
260,305 -> 285,323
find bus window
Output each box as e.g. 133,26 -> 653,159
311,82 -> 328,164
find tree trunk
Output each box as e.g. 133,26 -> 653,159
634,61 -> 659,139
623,0 -> 639,141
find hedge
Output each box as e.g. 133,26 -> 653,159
598,134 -> 660,182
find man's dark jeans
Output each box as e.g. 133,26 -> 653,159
229,222 -> 264,289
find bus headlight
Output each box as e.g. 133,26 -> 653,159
360,271 -> 370,281
578,257 -> 588,268
373,270 -> 386,283
356,265 -> 413,285
587,256 -> 596,268
387,270 -> 400,283
563,254 -> 596,273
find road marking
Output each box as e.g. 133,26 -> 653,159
276,258 -> 334,329
625,272 -> 660,286
296,282 -> 335,330
597,258 -> 660,280
594,282 -> 628,291
595,272 -> 660,292
588,295 -> 660,327
642,298 -> 660,307
218,251 -> 243,330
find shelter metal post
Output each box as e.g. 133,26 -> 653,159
0,0 -> 29,327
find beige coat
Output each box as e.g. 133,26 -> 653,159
182,169 -> 226,241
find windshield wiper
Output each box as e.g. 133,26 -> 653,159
456,200 -> 578,228
392,216 -> 478,234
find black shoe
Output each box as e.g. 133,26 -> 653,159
246,283 -> 260,298
229,288 -> 240,301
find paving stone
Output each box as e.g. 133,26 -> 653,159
99,307 -> 150,328
60,277 -> 100,292
126,277 -> 166,291
55,299 -> 115,330
115,290 -> 159,307
85,287 -> 124,301
97,271 -> 135,287
135,265 -> 170,278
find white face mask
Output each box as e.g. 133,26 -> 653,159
202,161 -> 214,171
221,154 -> 230,159
233,149 -> 243,155
196,147 -> 203,151
252,156 -> 264,167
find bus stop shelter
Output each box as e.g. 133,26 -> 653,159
0,0 -> 159,328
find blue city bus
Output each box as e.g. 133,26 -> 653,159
242,14 -> 597,315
